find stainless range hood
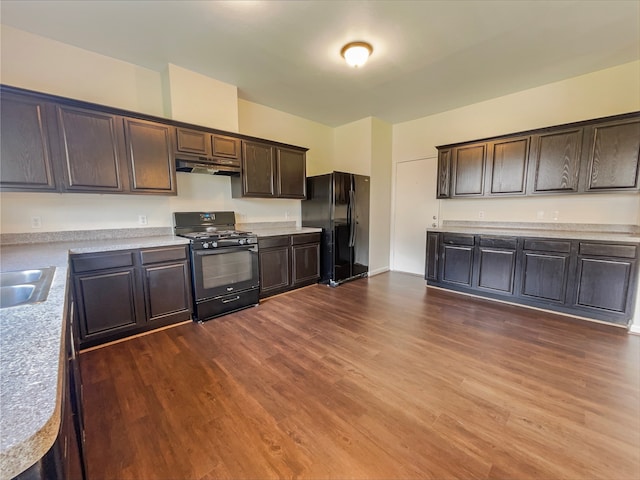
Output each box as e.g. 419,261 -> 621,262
176,157 -> 240,176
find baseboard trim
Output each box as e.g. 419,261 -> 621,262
629,324 -> 640,335
369,267 -> 390,277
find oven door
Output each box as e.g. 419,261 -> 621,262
191,244 -> 259,301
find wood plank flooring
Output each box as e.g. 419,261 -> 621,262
80,272 -> 640,479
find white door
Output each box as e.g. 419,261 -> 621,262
392,157 -> 439,275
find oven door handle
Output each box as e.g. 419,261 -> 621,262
222,295 -> 241,304
193,246 -> 256,257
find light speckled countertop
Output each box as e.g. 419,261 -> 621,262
250,226 -> 322,237
429,221 -> 640,243
0,235 -> 189,480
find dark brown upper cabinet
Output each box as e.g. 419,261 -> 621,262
436,111 -> 639,199
451,142 -> 486,197
124,118 -> 176,194
212,134 -> 240,163
436,149 -> 451,198
276,147 -> 306,198
175,127 -> 240,166
232,141 -> 307,199
486,136 -> 529,196
176,127 -> 210,156
238,140 -> 276,197
528,127 -> 583,194
0,91 -> 57,191
55,105 -> 125,193
582,117 -> 640,192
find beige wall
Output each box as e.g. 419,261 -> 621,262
392,61 -> 640,227
369,118 -> 393,275
162,63 -> 239,132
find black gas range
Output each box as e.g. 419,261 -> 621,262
174,211 -> 259,322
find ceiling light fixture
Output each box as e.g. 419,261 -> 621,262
340,41 -> 373,68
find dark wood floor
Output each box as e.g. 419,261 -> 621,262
80,272 -> 640,480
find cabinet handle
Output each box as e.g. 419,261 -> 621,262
222,296 -> 241,304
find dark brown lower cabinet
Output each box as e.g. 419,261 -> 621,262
72,245 -> 192,348
259,233 -> 320,298
425,231 -> 638,325
140,246 -> 192,324
574,242 -> 637,316
440,234 -> 475,287
477,247 -> 516,295
519,239 -> 573,303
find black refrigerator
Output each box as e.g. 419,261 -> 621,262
301,171 -> 370,286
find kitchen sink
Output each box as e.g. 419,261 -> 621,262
0,267 -> 56,308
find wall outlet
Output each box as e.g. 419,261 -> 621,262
552,210 -> 560,221
31,216 -> 42,229
138,215 -> 148,226
285,211 -> 290,220
536,210 -> 545,220
478,210 -> 485,219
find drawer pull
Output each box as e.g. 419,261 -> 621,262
222,296 -> 241,304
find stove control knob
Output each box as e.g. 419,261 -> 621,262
211,241 -> 218,248
202,242 -> 209,249
238,238 -> 246,245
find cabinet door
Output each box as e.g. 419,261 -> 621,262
212,134 -> 240,162
55,105 -> 125,192
528,128 -> 583,193
124,118 -> 176,194
520,239 -> 571,303
441,243 -> 474,286
452,143 -> 486,196
276,147 -> 306,198
425,232 -> 440,281
259,246 -> 290,296
176,127 -> 210,156
573,242 -> 637,322
476,248 -> 516,294
142,261 -> 192,323
242,141 -> 276,197
436,149 -> 452,198
74,267 -> 142,344
486,136 -> 529,195
583,117 -> 640,191
0,92 -> 57,191
292,243 -> 320,286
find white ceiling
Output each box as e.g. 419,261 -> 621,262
1,0 -> 639,127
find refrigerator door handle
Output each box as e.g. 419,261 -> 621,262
351,190 -> 357,247
348,189 -> 356,247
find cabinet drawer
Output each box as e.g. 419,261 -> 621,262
523,239 -> 572,253
579,242 -> 637,259
140,246 -> 188,265
442,233 -> 475,246
71,251 -> 135,273
479,236 -> 517,249
292,232 -> 321,245
258,236 -> 291,249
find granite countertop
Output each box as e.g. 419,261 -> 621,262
0,235 -> 189,480
249,226 -> 323,238
428,222 -> 640,243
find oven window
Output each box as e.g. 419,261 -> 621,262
201,251 -> 253,290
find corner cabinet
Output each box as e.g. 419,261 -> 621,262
436,111 -> 640,198
258,232 -> 320,298
71,245 -> 192,348
232,141 -> 307,199
425,230 -> 639,326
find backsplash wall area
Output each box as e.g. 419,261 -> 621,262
0,174 -> 301,234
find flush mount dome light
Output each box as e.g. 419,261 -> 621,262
340,41 -> 373,68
